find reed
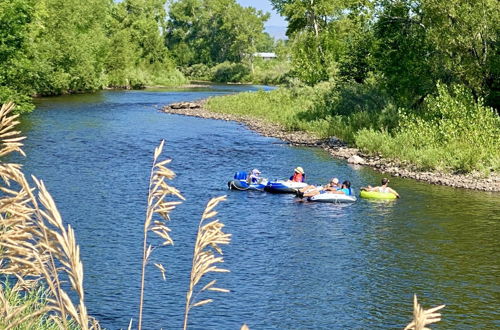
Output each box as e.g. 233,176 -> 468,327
0,102 -> 98,329
404,295 -> 445,330
137,140 -> 184,330
183,195 -> 231,330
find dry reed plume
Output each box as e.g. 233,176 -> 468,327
0,102 -> 99,329
138,140 -> 184,330
404,295 -> 445,330
183,195 -> 231,330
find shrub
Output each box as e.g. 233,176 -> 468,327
357,84 -> 500,173
0,86 -> 35,113
250,59 -> 291,85
211,62 -> 250,83
181,64 -> 212,80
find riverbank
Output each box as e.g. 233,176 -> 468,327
162,100 -> 500,192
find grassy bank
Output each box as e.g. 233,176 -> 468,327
206,82 -> 500,175
180,58 -> 291,85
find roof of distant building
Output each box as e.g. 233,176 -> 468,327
254,52 -> 277,58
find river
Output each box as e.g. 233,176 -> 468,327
13,85 -> 499,329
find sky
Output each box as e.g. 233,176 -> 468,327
235,0 -> 287,27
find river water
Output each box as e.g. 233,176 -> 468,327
14,85 -> 499,329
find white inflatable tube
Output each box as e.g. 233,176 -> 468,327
308,193 -> 357,203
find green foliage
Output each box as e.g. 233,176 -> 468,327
356,84 -> 500,173
166,0 -> 271,66
0,282 -> 78,330
271,0 -> 375,85
250,58 -> 291,85
0,86 -> 34,113
104,0 -> 187,87
181,64 -> 213,81
0,0 -> 187,112
372,0 -> 434,107
212,62 -> 250,83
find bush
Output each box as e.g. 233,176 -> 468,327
250,58 -> 291,85
0,86 -> 35,113
356,84 -> 500,173
211,62 -> 250,83
181,64 -> 212,80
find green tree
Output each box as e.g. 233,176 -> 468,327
166,0 -> 270,66
372,0 -> 434,107
270,0 -> 374,84
422,0 -> 499,108
0,0 -> 39,110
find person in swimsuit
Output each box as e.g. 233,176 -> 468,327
296,177 -> 340,197
361,178 -> 400,198
248,169 -> 262,183
300,180 -> 351,198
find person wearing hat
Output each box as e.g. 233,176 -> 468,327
248,168 -> 263,183
290,167 -> 305,182
361,178 -> 400,198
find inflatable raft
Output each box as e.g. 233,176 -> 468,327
228,179 -> 267,191
308,193 -> 357,203
264,180 -> 308,193
360,190 -> 397,199
228,171 -> 267,191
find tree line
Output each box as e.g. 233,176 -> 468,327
269,0 -> 498,110
0,0 -> 274,112
1,0 -> 498,112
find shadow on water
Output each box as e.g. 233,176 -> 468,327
11,86 -> 500,329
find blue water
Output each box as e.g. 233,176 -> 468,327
13,85 -> 499,329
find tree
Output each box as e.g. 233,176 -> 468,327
422,0 -> 499,108
372,0 -> 435,107
166,0 -> 270,66
270,0 -> 374,84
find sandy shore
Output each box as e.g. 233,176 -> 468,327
162,101 -> 500,192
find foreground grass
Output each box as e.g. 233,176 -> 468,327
206,82 -> 500,174
0,283 -> 78,330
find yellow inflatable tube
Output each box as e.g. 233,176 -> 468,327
360,190 -> 398,199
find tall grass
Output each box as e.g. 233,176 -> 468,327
183,196 -> 231,330
356,84 -> 500,173
0,102 -> 98,329
0,281 -> 78,330
137,140 -> 185,330
404,295 -> 445,330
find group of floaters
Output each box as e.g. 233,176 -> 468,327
228,166 -> 400,203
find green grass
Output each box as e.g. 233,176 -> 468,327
206,84 -> 333,137
0,282 -> 78,330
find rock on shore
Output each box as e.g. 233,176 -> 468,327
162,101 -> 500,192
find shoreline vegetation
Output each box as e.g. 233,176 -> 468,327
162,98 -> 500,192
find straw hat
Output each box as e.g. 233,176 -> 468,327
294,167 -> 304,174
